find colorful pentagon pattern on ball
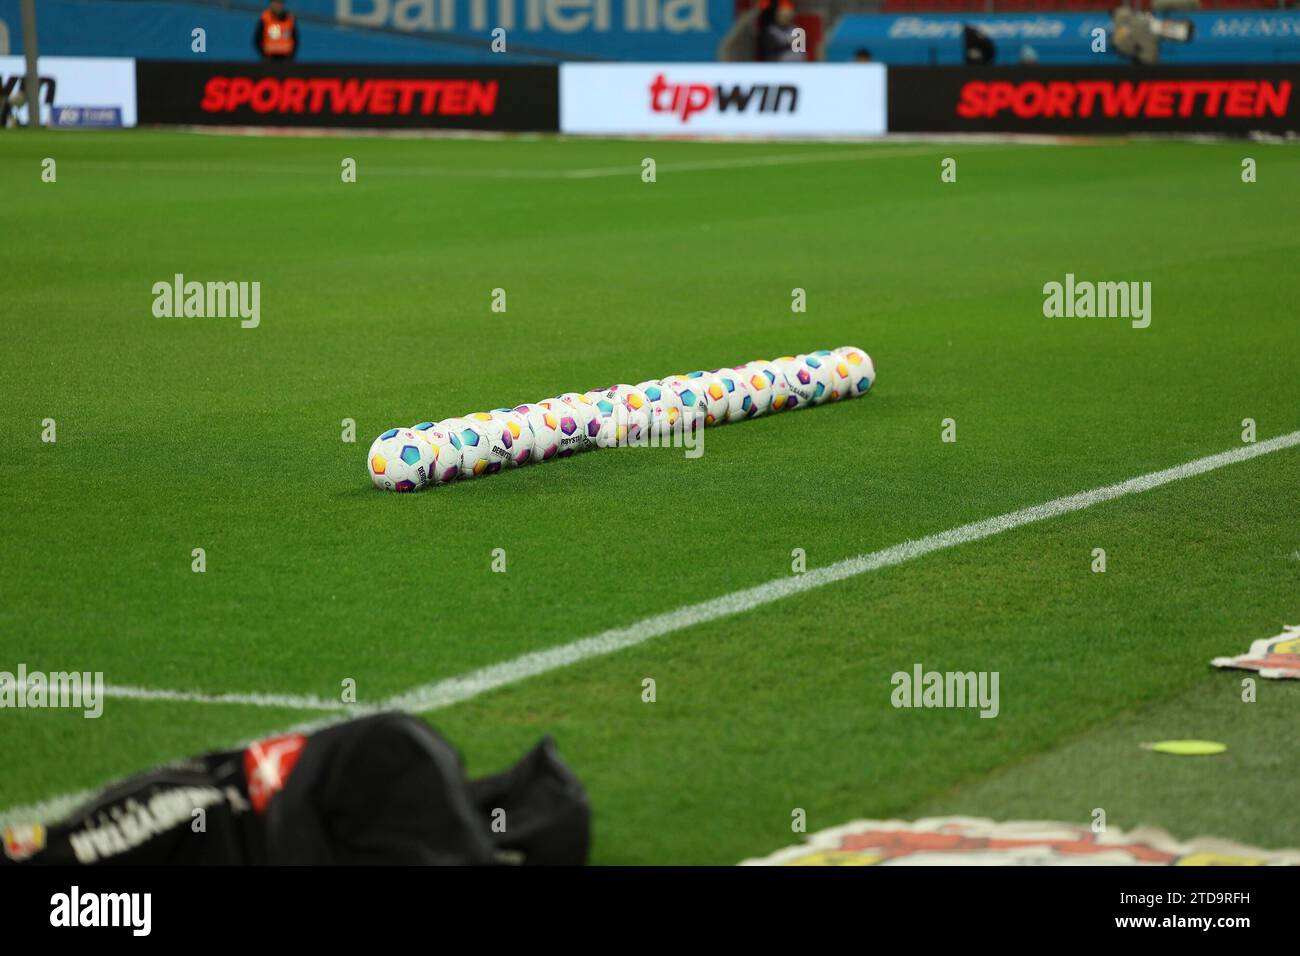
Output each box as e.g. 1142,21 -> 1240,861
365,346 -> 875,490
486,409 -> 533,467
685,371 -> 728,426
811,349 -> 850,401
555,415 -> 580,456
599,385 -> 651,444
366,429 -> 436,492
660,375 -> 705,426
435,417 -> 491,479
515,403 -> 561,461
465,412 -> 505,475
708,368 -> 751,423
775,355 -> 833,409
833,345 -> 875,397
540,396 -> 595,456
638,380 -> 683,436
412,421 -> 462,453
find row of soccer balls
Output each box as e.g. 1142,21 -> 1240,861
367,346 -> 875,492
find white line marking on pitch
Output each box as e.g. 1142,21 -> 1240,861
560,145 -> 1006,179
388,429 -> 1300,713
102,684 -> 369,712
77,145 -> 991,182
4,429 -> 1297,827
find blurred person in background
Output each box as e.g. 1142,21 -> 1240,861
2,88 -> 26,127
963,24 -> 995,65
759,0 -> 806,62
255,0 -> 299,61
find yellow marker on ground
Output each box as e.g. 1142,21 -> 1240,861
1143,740 -> 1227,756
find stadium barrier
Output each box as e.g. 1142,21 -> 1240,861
888,64 -> 1300,134
8,56 -> 1297,135
134,61 -> 559,130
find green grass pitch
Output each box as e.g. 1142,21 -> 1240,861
2,130 -> 1298,864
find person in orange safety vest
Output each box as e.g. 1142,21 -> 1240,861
254,0 -> 298,61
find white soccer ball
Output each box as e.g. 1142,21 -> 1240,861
366,428 -> 437,492
659,374 -> 708,430
472,409 -> 534,468
438,416 -> 493,478
710,367 -> 755,422
464,412 -> 509,474
736,360 -> 791,416
802,351 -> 840,404
514,403 -> 561,462
811,349 -> 851,402
410,422 -> 464,485
584,390 -> 621,448
541,394 -> 600,456
774,354 -> 832,410
604,384 -> 652,444
833,345 -> 876,398
684,370 -> 730,426
585,386 -> 644,448
637,380 -> 684,438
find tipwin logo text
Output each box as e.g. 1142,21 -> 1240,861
650,74 -> 798,122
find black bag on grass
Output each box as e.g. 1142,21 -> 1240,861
2,713 -> 590,866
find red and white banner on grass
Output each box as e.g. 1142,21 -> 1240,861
1212,624 -> 1300,679
742,817 -> 1300,866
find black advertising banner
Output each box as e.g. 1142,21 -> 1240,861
889,65 -> 1300,134
136,61 -> 558,131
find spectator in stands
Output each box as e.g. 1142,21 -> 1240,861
963,24 -> 995,65
853,48 -> 873,62
759,0 -> 806,62
255,0 -> 299,61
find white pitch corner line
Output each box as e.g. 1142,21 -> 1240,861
3,429 -> 1297,828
